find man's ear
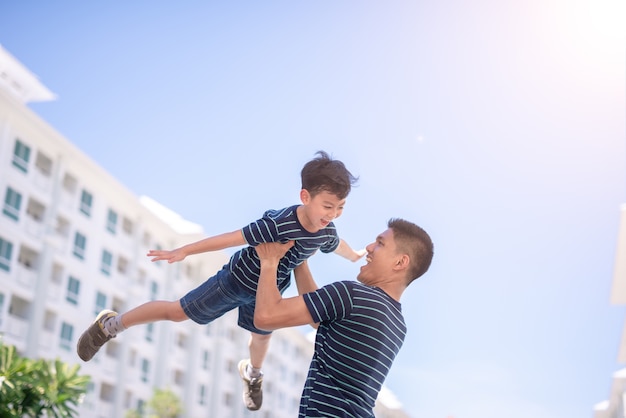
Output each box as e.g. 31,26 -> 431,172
394,254 -> 410,271
300,189 -> 311,204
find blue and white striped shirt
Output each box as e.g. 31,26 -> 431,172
228,205 -> 340,295
301,281 -> 406,417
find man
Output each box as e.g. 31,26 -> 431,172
254,218 -> 434,417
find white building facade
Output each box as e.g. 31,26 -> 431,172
0,44 -> 314,418
0,44 -> 411,418
594,205 -> 626,418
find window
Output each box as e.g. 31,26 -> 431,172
137,400 -> 145,415
73,232 -> 86,260
95,291 -> 107,316
35,151 -> 52,177
122,217 -> 133,235
176,333 -> 187,349
101,250 -> 112,275
66,276 -> 80,305
26,198 -> 45,222
198,384 -> 206,405
0,237 -> 13,272
60,322 -> 73,350
145,323 -> 154,342
12,139 -> 30,173
150,281 -> 158,300
117,256 -> 128,274
174,369 -> 185,386
3,187 -> 22,221
0,293 -> 4,328
106,209 -> 117,234
202,350 -> 210,370
141,359 -> 150,383
80,190 -> 92,216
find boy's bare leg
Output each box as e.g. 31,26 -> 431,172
77,300 -> 188,362
238,332 -> 272,410
120,300 -> 189,328
249,332 -> 271,371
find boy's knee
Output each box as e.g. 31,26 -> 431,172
170,302 -> 189,322
251,332 -> 272,342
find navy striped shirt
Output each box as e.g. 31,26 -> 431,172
301,281 -> 406,417
228,205 -> 340,295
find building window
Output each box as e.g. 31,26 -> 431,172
60,322 -> 73,350
202,350 -> 210,370
122,217 -> 134,235
73,232 -> 86,260
106,209 -> 117,234
137,400 -> 145,415
12,139 -> 30,173
150,281 -> 158,300
173,369 -> 185,386
198,384 -> 206,405
0,293 -> 4,328
141,359 -> 150,383
3,187 -> 22,221
80,190 -> 93,216
145,323 -> 154,342
101,250 -> 112,275
0,237 -> 13,272
95,291 -> 107,316
117,256 -> 128,275
66,276 -> 80,305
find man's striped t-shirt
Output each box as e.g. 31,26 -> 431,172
301,280 -> 406,417
228,205 -> 340,295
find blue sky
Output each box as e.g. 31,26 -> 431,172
2,1 -> 625,417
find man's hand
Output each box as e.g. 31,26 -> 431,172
255,241 -> 294,263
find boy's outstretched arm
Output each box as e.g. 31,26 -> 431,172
254,242 -> 315,331
147,230 -> 246,263
334,238 -> 366,262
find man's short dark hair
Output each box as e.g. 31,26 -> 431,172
388,218 -> 434,283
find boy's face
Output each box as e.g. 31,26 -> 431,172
299,189 -> 346,232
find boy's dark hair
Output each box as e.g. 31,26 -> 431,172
301,151 -> 358,200
388,218 -> 434,284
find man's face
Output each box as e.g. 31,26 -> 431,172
357,228 -> 399,284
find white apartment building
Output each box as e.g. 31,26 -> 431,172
0,44 -> 411,418
0,44 -> 314,418
594,204 -> 626,418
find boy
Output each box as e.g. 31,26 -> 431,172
76,151 -> 362,411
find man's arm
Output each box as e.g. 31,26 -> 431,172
294,260 -> 318,295
254,242 -> 315,331
334,238 -> 366,262
293,260 -> 320,329
147,230 -> 246,263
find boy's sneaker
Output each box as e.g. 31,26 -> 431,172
77,310 -> 118,361
238,359 -> 263,411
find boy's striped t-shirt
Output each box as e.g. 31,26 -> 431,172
301,280 -> 406,417
228,205 -> 340,295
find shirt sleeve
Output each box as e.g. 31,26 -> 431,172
241,211 -> 280,245
303,281 -> 353,323
318,223 -> 340,253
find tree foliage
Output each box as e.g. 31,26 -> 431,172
0,339 -> 90,418
126,387 -> 184,418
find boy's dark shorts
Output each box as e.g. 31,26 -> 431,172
180,267 -> 272,335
